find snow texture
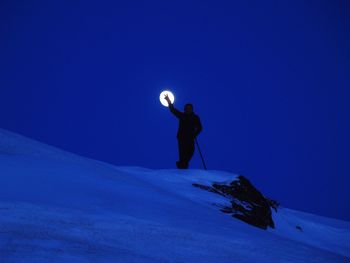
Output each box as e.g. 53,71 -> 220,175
0,128 -> 349,262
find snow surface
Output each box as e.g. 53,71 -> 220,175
0,128 -> 349,262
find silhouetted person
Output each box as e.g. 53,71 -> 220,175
164,94 -> 202,169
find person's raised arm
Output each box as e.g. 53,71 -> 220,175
164,94 -> 182,118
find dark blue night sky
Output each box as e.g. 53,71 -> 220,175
1,1 -> 349,220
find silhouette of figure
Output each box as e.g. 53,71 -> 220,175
164,94 -> 202,169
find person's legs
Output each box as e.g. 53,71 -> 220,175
184,140 -> 195,165
177,140 -> 186,169
177,139 -> 195,169
189,140 -> 195,160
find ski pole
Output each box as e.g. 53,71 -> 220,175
195,138 -> 207,170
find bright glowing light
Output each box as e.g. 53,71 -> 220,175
159,90 -> 175,107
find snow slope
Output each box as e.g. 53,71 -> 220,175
0,128 -> 349,263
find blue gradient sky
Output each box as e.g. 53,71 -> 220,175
1,0 -> 349,220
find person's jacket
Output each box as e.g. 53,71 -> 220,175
169,104 -> 202,140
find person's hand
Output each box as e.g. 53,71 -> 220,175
164,94 -> 171,104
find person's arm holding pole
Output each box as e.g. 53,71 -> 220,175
194,116 -> 206,170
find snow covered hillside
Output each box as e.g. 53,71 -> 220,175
0,128 -> 349,262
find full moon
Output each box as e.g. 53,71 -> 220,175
159,90 -> 175,107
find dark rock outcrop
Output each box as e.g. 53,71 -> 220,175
193,175 -> 277,230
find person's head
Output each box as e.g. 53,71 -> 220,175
184,103 -> 193,114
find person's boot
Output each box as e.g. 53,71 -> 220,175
183,162 -> 189,169
176,161 -> 188,169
